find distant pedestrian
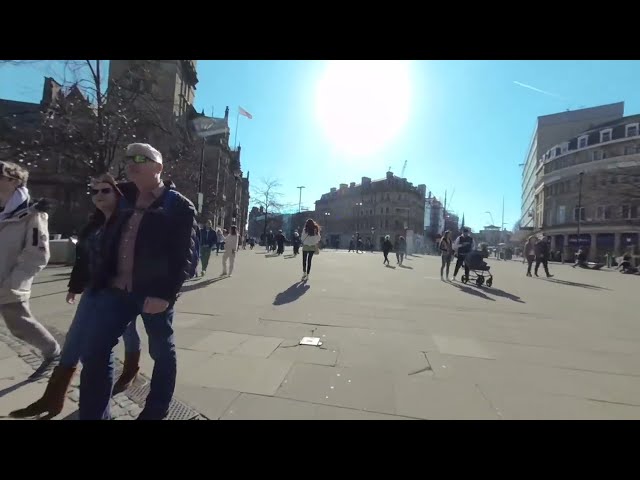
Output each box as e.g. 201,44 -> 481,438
348,236 -> 355,252
222,225 -> 239,276
395,236 -> 407,265
535,236 -> 553,277
275,229 -> 288,255
524,236 -> 536,277
199,220 -> 217,276
382,235 -> 393,265
452,228 -> 474,281
438,230 -> 454,280
301,219 -> 321,281
216,227 -> 223,255
292,231 -> 301,256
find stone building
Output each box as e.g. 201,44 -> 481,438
534,113 -> 640,261
315,171 -> 426,249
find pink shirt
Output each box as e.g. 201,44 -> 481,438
112,183 -> 165,292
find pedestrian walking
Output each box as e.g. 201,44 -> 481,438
382,235 -> 393,265
275,229 -> 288,255
10,174 -> 141,419
524,236 -> 536,277
348,236 -> 355,252
452,228 -> 474,281
199,220 -> 217,276
301,219 -> 321,280
222,225 -> 239,276
395,236 -> 407,265
0,161 -> 61,379
77,143 -> 198,420
216,227 -> 224,255
439,230 -> 454,280
292,231 -> 301,256
534,236 -> 554,277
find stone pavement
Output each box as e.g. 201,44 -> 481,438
1,248 -> 640,420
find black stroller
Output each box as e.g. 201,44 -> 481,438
461,250 -> 493,287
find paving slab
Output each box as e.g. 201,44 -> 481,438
275,363 -> 396,415
179,354 -> 293,395
221,393 -> 411,420
230,336 -> 284,358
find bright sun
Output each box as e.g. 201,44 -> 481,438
314,60 -> 412,157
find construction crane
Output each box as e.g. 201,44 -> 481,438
401,160 -> 407,178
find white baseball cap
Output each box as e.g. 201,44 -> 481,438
125,143 -> 163,165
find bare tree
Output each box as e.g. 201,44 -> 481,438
0,60 -> 177,176
251,178 -> 286,237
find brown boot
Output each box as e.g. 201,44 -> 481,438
10,365 -> 76,419
112,350 -> 141,395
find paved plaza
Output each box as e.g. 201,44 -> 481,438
1,248 -> 640,420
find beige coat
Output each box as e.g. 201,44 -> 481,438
0,200 -> 50,305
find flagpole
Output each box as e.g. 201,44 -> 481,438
233,108 -> 240,149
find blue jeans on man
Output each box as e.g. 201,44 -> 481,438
60,289 -> 140,369
79,288 -> 176,420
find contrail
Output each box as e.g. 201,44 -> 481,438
513,81 -> 565,99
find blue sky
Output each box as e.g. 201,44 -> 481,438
2,60 -> 639,231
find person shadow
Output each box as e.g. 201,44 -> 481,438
283,254 -> 296,259
385,264 -> 397,269
482,286 -> 525,303
265,253 -> 280,258
273,281 -> 311,305
399,265 -> 414,270
0,379 -> 33,400
540,277 -> 608,291
181,275 -> 230,293
449,282 -> 495,301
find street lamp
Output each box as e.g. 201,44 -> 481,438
576,171 -> 584,254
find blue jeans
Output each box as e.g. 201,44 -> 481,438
79,289 -> 176,420
60,289 -> 141,369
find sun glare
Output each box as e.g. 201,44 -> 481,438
314,60 -> 412,157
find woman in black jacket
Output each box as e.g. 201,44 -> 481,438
11,174 -> 141,419
382,235 -> 393,265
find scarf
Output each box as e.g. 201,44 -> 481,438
0,186 -> 29,221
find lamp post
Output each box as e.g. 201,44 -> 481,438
576,171 -> 584,254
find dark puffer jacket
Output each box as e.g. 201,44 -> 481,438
94,181 -> 197,303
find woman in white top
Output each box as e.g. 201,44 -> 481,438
301,218 -> 321,280
222,225 -> 239,277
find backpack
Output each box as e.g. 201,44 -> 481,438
118,189 -> 200,279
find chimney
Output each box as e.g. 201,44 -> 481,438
339,183 -> 348,190
386,171 -> 394,180
330,187 -> 337,193
350,182 -> 356,188
224,106 -> 229,120
362,177 -> 371,185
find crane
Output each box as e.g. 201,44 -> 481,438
401,160 -> 407,178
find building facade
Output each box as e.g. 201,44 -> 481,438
534,114 -> 640,261
520,102 -> 624,229
315,171 -> 426,249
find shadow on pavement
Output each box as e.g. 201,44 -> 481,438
399,265 -> 414,270
483,287 -> 525,303
540,277 -> 608,291
273,282 -> 310,305
265,253 -> 280,258
181,275 -> 229,293
0,379 -> 33,399
284,255 -> 296,259
385,264 -> 397,269
449,282 -> 495,301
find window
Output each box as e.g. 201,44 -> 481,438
600,129 -> 612,143
578,136 -> 588,149
557,206 -> 566,224
386,207 -> 389,214
625,145 -> 636,155
555,147 -> 562,156
621,205 -> 638,219
561,142 -> 569,154
592,150 -> 603,161
626,124 -> 638,138
574,207 -> 585,222
596,206 -> 612,220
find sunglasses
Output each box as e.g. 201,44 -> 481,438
126,154 -> 150,164
91,187 -> 113,195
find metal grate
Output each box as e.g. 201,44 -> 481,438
1,324 -> 206,420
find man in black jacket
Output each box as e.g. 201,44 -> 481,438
452,228 -> 474,281
534,236 -> 553,278
79,143 -> 197,420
